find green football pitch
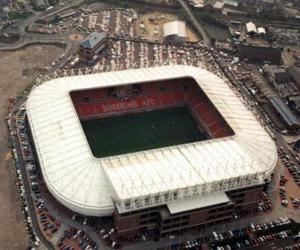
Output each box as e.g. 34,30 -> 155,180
81,106 -> 208,158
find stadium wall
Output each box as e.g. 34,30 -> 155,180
114,184 -> 264,239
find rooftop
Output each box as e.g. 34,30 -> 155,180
80,32 -> 106,49
167,192 -> 230,214
287,66 -> 300,86
269,96 -> 300,128
246,22 -> 257,33
163,21 -> 187,38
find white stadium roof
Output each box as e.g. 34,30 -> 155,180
26,65 -> 277,216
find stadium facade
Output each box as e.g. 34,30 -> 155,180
26,65 -> 277,238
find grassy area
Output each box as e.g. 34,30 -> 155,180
8,11 -> 32,20
81,106 -> 207,158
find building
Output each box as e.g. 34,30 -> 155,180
287,66 -> 300,90
215,40 -> 234,52
0,0 -> 9,7
26,65 -> 277,238
189,0 -> 205,8
54,11 -> 77,22
289,96 -> 300,113
246,22 -> 257,35
213,1 -> 224,10
114,185 -> 265,238
269,96 -> 300,129
223,0 -> 238,7
257,27 -> 266,36
78,32 -> 107,62
163,21 -> 187,43
237,44 -> 282,64
263,65 -> 290,84
32,0 -> 47,10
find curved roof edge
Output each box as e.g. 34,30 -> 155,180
26,65 -> 277,216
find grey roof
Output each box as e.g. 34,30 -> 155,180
167,192 -> 230,214
287,66 -> 300,86
80,32 -> 106,49
0,0 -> 8,6
269,96 -> 300,127
58,11 -> 77,19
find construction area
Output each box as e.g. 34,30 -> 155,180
138,11 -> 200,42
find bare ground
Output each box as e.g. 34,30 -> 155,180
138,11 -> 200,42
0,45 -> 64,249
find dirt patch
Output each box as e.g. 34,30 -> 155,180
186,28 -> 200,42
68,33 -> 84,42
284,168 -> 300,202
22,67 -> 44,77
138,11 -> 199,42
0,44 -> 64,249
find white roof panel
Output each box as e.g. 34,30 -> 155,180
167,192 -> 230,214
246,22 -> 257,33
163,21 -> 187,38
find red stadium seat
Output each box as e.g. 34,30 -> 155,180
80,103 -> 96,117
173,91 -> 185,104
71,81 -> 232,140
159,92 -> 174,106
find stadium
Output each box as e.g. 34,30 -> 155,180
26,65 -> 277,238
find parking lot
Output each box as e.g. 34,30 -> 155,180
60,38 -> 220,78
157,217 -> 300,250
27,7 -> 200,45
269,27 -> 300,46
0,44 -> 64,249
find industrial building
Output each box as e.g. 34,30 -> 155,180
26,65 -> 277,238
237,44 -> 282,64
246,22 -> 257,35
53,11 -> 77,22
257,27 -> 266,36
287,66 -> 300,90
78,32 -> 107,62
269,96 -> 300,129
163,21 -> 187,43
263,65 -> 290,84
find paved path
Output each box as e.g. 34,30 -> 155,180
9,106 -> 54,250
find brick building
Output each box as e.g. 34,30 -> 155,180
114,185 -> 264,239
78,32 -> 107,62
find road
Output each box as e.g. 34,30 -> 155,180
8,101 -> 54,249
0,0 -> 84,51
177,0 -> 211,48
